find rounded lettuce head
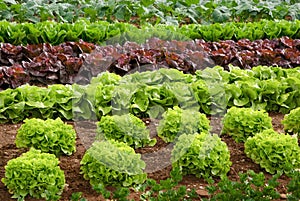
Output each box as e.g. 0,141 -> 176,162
80,140 -> 147,187
171,132 -> 231,180
2,148 -> 65,201
245,129 -> 300,174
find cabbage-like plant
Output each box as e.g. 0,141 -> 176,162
97,114 -> 156,148
245,129 -> 300,174
80,140 -> 147,187
157,106 -> 210,142
221,107 -> 273,142
282,107 -> 300,138
171,132 -> 231,179
15,118 -> 76,156
2,149 -> 65,201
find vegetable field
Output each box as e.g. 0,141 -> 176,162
0,112 -> 297,201
0,0 -> 300,201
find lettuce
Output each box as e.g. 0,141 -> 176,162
2,148 -> 65,201
15,118 -> 76,156
97,114 -> 156,148
282,107 -> 300,138
80,140 -> 147,187
221,107 -> 273,142
157,106 -> 210,142
245,129 -> 300,174
171,133 -> 231,179
0,84 -> 74,123
0,67 -> 299,123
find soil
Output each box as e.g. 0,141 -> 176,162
0,112 -> 296,201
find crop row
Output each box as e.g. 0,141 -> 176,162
1,37 -> 300,90
0,41 -> 95,89
0,0 -> 299,25
1,19 -> 300,45
2,105 -> 300,200
0,66 -> 299,123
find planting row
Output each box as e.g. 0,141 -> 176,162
1,19 -> 300,45
0,0 -> 299,25
0,66 -> 299,123
89,36 -> 300,74
0,41 -> 95,66
2,36 -> 300,90
0,41 -> 95,88
2,106 -> 300,200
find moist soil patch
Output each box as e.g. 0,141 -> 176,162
0,112 -> 295,201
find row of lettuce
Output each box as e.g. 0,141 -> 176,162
2,36 -> 300,90
0,19 -> 300,45
2,0 -> 299,200
0,0 -> 299,25
0,66 -> 299,124
2,104 -> 300,200
0,41 -> 95,89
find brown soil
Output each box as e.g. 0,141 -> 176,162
0,112 -> 295,201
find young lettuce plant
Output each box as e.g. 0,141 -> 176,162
137,167 -> 198,201
80,140 -> 147,188
97,113 -> 156,148
157,106 -> 210,142
2,149 -> 65,201
221,107 -> 273,142
245,129 -> 300,174
70,192 -> 88,201
204,170 -> 281,201
15,118 -> 76,156
282,107 -> 300,138
171,132 -> 231,180
287,169 -> 300,201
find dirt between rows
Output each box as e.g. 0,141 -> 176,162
0,112 -> 296,201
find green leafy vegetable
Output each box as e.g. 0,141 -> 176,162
157,106 -> 210,142
0,0 -> 299,26
0,19 -> 300,45
171,132 -> 231,180
1,148 -> 65,201
244,129 -> 300,174
204,170 -> 280,201
287,169 -> 300,201
80,140 -> 147,187
0,84 -> 76,123
15,117 -> 76,156
221,107 -> 273,142
70,192 -> 87,201
97,114 -> 156,148
0,67 -> 299,123
138,167 -> 198,200
282,107 -> 300,138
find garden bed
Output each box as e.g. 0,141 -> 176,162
0,112 -> 292,201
